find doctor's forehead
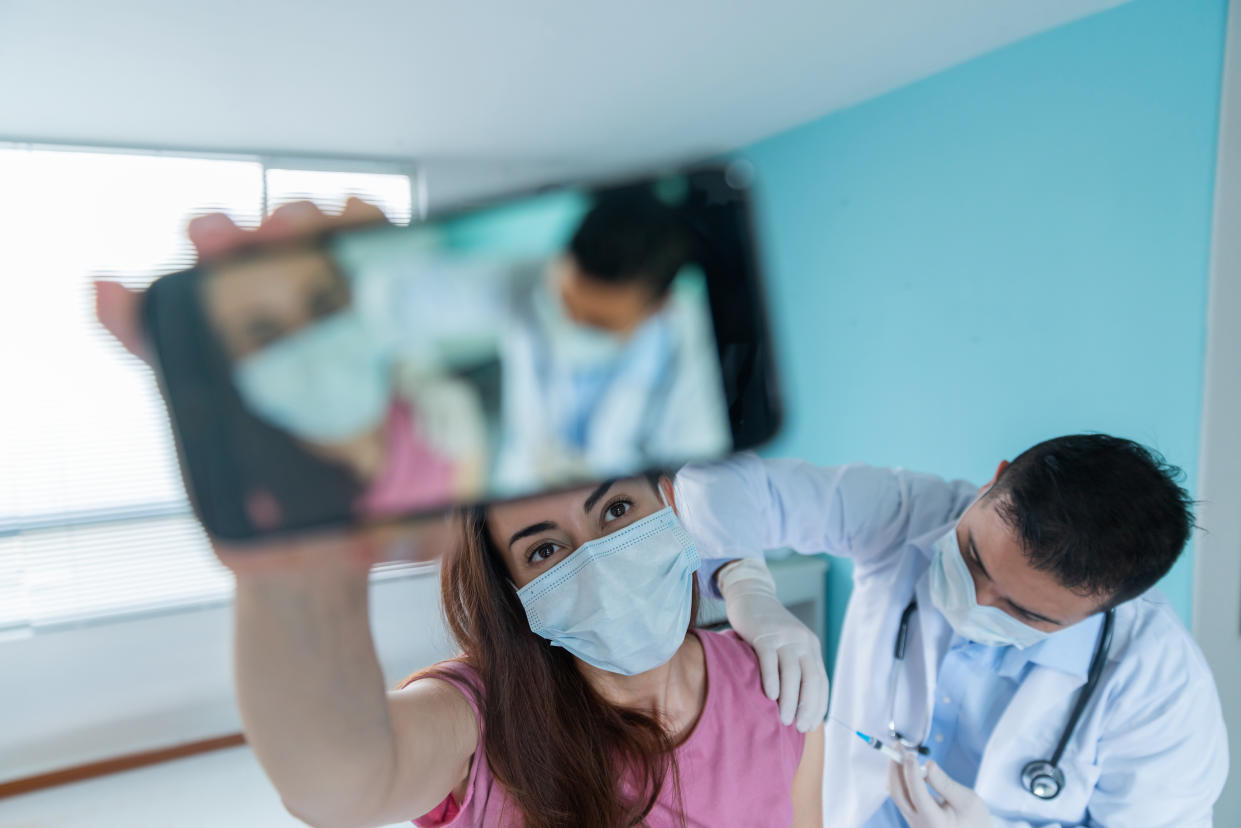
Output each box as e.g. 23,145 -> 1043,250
964,496 -> 1101,621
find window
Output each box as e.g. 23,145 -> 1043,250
0,146 -> 417,634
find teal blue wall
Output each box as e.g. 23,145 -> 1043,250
439,189 -> 588,256
740,0 -> 1228,672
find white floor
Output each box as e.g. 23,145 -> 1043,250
0,745 -> 408,828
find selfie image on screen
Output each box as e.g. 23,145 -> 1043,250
193,179 -> 733,525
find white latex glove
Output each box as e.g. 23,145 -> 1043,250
887,752 -> 996,828
717,557 -> 829,732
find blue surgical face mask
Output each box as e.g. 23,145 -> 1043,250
928,525 -> 1051,650
516,503 -> 701,675
233,309 -> 391,443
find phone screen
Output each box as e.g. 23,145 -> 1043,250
145,164 -> 780,540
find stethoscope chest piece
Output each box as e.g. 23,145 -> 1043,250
1021,759 -> 1066,800
891,597 -> 1115,804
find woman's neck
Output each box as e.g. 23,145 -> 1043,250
577,632 -> 707,738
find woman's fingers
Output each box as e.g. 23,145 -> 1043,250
256,200 -> 333,242
188,199 -> 386,263
94,280 -> 149,362
187,212 -> 246,260
339,197 -> 390,227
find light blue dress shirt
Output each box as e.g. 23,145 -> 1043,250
865,613 -> 1104,827
553,312 -> 675,450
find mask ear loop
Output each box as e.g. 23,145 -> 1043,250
659,475 -> 681,511
956,483 -> 992,529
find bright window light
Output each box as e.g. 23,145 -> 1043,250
0,147 -> 413,631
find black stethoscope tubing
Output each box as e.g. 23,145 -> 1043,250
890,598 -> 1115,800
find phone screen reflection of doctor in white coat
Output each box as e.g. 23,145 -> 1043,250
494,187 -> 731,493
676,434 -> 1228,828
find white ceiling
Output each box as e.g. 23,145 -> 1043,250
2,0 -> 1128,176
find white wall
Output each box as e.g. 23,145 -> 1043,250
1193,1 -> 1241,822
0,571 -> 456,782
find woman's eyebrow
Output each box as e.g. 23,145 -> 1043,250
508,521 -> 557,549
582,479 -> 616,514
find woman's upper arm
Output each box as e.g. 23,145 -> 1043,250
370,677 -> 480,825
791,723 -> 824,828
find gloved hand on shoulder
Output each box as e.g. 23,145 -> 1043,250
717,557 -> 829,733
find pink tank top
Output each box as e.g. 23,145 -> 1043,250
413,630 -> 806,827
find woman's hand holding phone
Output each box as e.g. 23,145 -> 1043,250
94,198 -> 443,574
96,199 -> 461,825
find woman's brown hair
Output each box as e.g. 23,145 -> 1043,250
416,480 -> 698,827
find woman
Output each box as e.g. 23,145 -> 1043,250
94,199 -> 828,827
403,472 -> 824,827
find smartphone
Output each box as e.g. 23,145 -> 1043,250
141,162 -> 782,541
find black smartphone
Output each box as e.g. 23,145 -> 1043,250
141,162 -> 782,541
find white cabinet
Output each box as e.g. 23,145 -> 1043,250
696,554 -> 830,661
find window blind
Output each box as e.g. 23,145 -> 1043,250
0,147 -> 416,633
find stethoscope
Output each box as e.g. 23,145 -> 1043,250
887,598 -> 1115,800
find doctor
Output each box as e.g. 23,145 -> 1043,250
676,434 -> 1228,827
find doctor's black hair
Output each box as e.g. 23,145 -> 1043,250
567,184 -> 693,299
985,434 -> 1196,608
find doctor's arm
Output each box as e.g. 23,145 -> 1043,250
675,451 -> 978,571
673,453 -> 976,731
987,665 -> 1228,828
1068,670 -> 1228,828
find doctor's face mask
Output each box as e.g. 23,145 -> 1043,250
486,475 -> 700,676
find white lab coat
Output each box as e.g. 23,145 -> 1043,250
674,453 -> 1228,828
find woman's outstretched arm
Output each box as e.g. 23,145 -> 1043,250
233,539 -> 477,828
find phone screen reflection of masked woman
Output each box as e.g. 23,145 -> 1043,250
198,248 -> 472,529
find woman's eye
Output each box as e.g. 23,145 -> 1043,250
603,500 -> 631,523
530,543 -> 558,562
